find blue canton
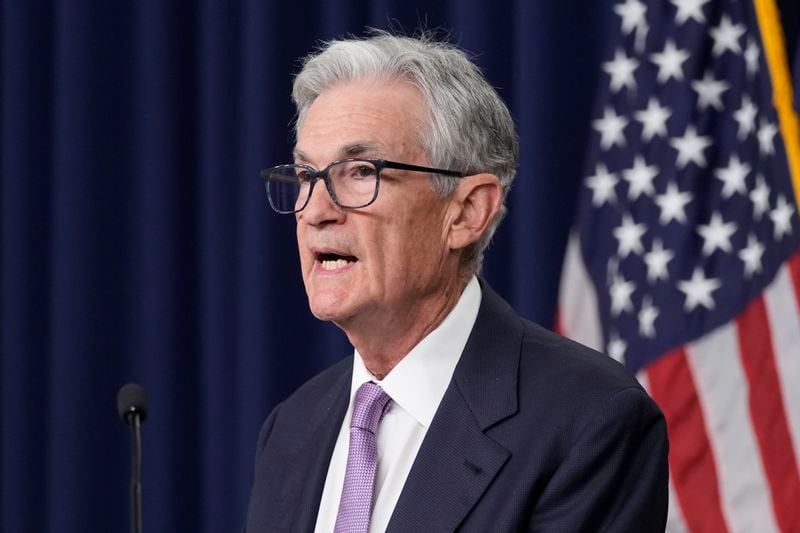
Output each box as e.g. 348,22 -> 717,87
577,0 -> 800,372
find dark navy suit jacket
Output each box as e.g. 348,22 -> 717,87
246,282 -> 669,532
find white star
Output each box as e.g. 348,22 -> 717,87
638,296 -> 660,338
709,15 -> 746,57
758,118 -> 778,155
610,273 -> 636,316
644,238 -> 674,282
733,95 -> 758,140
714,154 -> 751,199
770,195 -> 796,239
606,331 -> 627,363
678,267 -> 722,311
650,39 -> 690,83
615,0 -> 647,33
749,174 -> 771,220
634,97 -> 672,141
603,48 -> 640,92
586,163 -> 619,206
655,182 -> 693,224
738,233 -> 765,278
670,125 -> 713,168
623,156 -> 658,199
744,38 -> 760,77
613,214 -> 647,257
691,72 -> 730,111
615,0 -> 649,50
670,0 -> 711,24
593,106 -> 629,150
697,212 -> 738,256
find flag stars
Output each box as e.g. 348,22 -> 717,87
634,97 -> 672,141
691,72 -> 730,111
738,234 -> 765,278
614,0 -> 649,49
670,125 -> 713,168
709,15 -> 746,57
606,332 -> 627,364
757,119 -> 778,155
733,95 -> 758,140
644,239 -> 674,282
697,212 -> 738,256
623,156 -> 658,200
609,273 -> 636,316
586,163 -> 619,206
749,174 -> 771,220
770,195 -> 796,239
603,48 -> 640,93
593,106 -> 629,149
655,182 -> 693,224
677,267 -> 722,311
714,155 -> 750,199
613,214 -> 647,257
670,0 -> 711,24
744,38 -> 760,77
638,296 -> 660,338
650,39 -> 689,83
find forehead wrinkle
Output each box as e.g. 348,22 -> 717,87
294,81 -> 430,167
293,141 -> 386,164
341,142 -> 383,158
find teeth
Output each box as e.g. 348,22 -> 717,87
320,258 -> 352,271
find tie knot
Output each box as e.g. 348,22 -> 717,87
351,382 -> 391,433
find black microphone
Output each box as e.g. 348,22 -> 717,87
117,383 -> 148,533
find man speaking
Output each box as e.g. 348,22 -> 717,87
246,32 -> 668,532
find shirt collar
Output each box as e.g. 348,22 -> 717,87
351,276 -> 482,428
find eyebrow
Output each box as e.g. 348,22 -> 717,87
293,142 -> 384,163
341,142 -> 382,157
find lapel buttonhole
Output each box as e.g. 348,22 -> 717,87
463,460 -> 483,476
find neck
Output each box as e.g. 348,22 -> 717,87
344,274 -> 471,379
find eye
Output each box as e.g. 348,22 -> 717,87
295,167 -> 312,182
350,163 -> 377,180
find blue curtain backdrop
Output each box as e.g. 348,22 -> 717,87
1,1 -> 796,532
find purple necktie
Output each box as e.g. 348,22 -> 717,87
334,381 -> 392,533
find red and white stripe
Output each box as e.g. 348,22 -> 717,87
556,233 -> 603,351
764,255 -> 800,472
686,322 -> 779,533
637,372 -> 690,533
557,236 -> 800,532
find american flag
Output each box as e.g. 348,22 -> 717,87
556,0 -> 800,531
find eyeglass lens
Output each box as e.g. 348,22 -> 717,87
265,160 -> 379,213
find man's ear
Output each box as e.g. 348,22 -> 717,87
446,173 -> 503,252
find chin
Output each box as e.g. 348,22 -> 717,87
309,307 -> 339,322
307,292 -> 351,323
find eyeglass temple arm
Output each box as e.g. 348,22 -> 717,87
382,161 -> 464,177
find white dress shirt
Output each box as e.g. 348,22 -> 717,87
313,276 -> 482,533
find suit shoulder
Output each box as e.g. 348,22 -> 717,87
475,281 -> 647,406
280,355 -> 352,411
506,316 -> 664,459
518,317 -> 645,399
255,355 -> 351,452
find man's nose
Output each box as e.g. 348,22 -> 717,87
298,180 -> 345,226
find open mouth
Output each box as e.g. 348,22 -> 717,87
316,252 -> 358,271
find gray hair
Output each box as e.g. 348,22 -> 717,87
292,31 -> 519,273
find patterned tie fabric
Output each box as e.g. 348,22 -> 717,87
334,381 -> 392,533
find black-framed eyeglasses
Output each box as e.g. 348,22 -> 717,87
260,158 -> 464,214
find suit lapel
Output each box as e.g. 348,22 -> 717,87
387,283 -> 523,531
286,365 -> 352,532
